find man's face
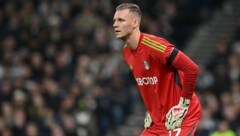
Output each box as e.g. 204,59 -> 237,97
113,9 -> 135,40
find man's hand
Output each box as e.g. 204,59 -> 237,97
165,97 -> 190,130
144,112 -> 153,128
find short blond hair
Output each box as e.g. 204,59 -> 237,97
116,3 -> 142,19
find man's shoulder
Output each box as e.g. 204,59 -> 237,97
142,33 -> 169,44
141,33 -> 172,53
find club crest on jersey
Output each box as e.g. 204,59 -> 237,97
143,61 -> 150,70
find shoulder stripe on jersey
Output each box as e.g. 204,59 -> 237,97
142,36 -> 166,52
142,37 -> 166,51
142,38 -> 166,51
142,40 -> 164,52
144,36 -> 166,49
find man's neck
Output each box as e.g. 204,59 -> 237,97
125,30 -> 141,50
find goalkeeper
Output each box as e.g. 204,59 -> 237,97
113,3 -> 202,136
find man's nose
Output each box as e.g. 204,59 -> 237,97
113,22 -> 118,28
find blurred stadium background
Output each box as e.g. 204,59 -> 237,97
0,0 -> 239,136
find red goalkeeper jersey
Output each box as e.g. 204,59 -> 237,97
123,33 -> 202,129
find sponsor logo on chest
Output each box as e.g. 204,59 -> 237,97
135,76 -> 158,86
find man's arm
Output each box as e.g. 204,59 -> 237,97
168,48 -> 199,99
165,48 -> 199,130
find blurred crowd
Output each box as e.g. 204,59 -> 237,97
0,0 -> 237,136
195,19 -> 240,136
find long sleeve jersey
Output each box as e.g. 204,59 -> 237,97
123,33 -> 202,128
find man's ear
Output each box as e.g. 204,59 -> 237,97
133,19 -> 139,28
